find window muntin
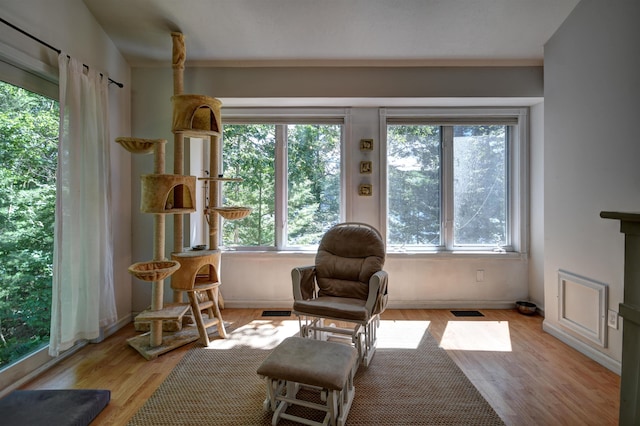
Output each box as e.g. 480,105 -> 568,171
386,112 -> 521,252
221,122 -> 343,250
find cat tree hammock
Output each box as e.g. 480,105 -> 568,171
116,33 -> 249,360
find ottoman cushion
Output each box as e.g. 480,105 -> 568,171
257,336 -> 357,390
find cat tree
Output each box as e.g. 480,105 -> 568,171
116,33 -> 249,360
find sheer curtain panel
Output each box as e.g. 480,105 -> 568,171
49,54 -> 117,356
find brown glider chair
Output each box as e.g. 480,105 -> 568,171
292,222 -> 389,366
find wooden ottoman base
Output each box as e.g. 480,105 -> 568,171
257,336 -> 358,426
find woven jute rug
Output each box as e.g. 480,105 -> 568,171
128,320 -> 504,425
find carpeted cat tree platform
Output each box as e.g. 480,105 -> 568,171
0,389 -> 110,425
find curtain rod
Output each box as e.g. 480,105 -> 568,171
0,17 -> 124,88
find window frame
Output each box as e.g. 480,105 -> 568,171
219,107 -> 351,251
0,58 -> 58,100
380,107 -> 529,254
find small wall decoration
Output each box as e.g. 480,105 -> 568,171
359,138 -> 373,151
358,184 -> 373,196
360,161 -> 372,174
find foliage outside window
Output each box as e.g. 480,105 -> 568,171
387,125 -> 442,245
221,123 -> 342,249
387,121 -> 511,251
0,81 -> 58,369
453,125 -> 507,246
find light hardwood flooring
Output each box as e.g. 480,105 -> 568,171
20,308 -> 620,425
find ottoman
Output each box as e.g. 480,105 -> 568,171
257,336 -> 358,426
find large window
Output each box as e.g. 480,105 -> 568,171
220,110 -> 346,250
0,78 -> 58,370
384,108 -> 527,252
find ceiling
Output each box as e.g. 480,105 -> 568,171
83,0 -> 579,68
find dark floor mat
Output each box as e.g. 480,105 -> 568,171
261,310 -> 292,317
0,389 -> 110,426
451,310 -> 484,317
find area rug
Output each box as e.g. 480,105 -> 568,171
128,320 -> 504,425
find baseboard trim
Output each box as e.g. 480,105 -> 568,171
223,300 -> 295,309
104,314 -> 132,337
222,300 -> 518,310
543,320 -> 621,375
387,300 -> 517,310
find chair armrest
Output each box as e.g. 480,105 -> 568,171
365,270 -> 389,315
292,266 -> 317,300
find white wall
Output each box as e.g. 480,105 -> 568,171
543,0 -> 640,372
130,64 -> 540,312
0,0 -> 133,326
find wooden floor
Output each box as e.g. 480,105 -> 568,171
20,309 -> 620,425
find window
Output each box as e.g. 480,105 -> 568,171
219,108 -> 347,250
383,108 -> 527,253
0,69 -> 59,371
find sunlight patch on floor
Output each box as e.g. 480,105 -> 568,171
206,320 -> 300,350
377,320 -> 431,349
440,321 -> 512,352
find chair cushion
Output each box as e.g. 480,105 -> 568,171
257,337 -> 358,390
294,296 -> 370,321
316,225 -> 385,300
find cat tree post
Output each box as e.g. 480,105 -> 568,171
171,32 -> 185,95
150,141 -> 166,346
172,31 -> 185,304
172,31 -> 185,257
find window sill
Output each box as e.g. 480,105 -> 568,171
386,250 -> 524,260
219,248 -> 524,260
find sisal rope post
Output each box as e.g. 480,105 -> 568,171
172,32 -> 185,301
171,32 -> 185,95
172,33 -> 185,254
150,136 -> 167,346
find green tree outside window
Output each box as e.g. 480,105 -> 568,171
0,81 -> 58,368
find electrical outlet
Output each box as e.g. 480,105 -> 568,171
607,309 -> 619,329
476,269 -> 485,282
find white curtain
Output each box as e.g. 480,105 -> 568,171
49,54 -> 118,356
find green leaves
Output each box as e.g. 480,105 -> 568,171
222,124 -> 276,246
287,124 -> 340,245
0,81 -> 58,367
453,126 -> 507,246
388,125 -> 442,245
